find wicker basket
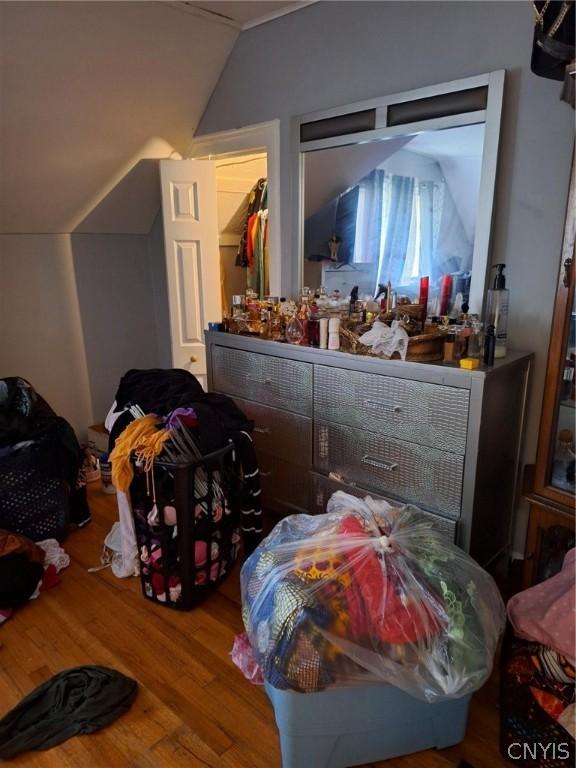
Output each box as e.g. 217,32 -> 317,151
339,327 -> 446,362
379,304 -> 424,323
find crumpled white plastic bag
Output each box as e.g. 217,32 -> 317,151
359,319 -> 409,360
88,520 -> 139,578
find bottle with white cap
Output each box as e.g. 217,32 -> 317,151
319,317 -> 329,349
328,317 -> 340,351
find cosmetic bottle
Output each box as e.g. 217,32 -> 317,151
419,276 -> 429,324
328,317 -> 341,351
443,329 -> 456,363
439,275 -> 453,316
485,264 -> 509,358
259,308 -> 270,339
232,295 -> 245,319
307,317 -> 320,347
453,326 -> 468,359
285,314 -> 304,345
467,321 -> 484,358
271,315 -> 284,341
319,317 -> 329,349
483,325 -> 496,367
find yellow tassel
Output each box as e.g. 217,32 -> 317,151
110,415 -> 170,493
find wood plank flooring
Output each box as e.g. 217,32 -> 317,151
0,485 -> 511,767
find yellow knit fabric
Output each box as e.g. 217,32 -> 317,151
109,415 -> 171,492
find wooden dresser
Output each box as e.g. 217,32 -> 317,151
206,331 -> 532,567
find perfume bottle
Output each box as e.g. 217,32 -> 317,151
270,315 -> 284,341
307,317 -> 320,347
467,321 -> 484,358
298,289 -> 311,345
285,313 -> 304,345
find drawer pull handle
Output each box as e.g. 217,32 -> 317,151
363,399 -> 402,414
246,376 -> 273,385
362,455 -> 398,471
260,470 -> 273,478
254,426 -> 271,435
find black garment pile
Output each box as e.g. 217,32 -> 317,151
110,369 -> 263,554
0,666 -> 138,759
0,378 -> 90,540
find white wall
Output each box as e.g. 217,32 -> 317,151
304,138 -> 410,216
197,0 -> 574,548
0,1 -> 238,234
0,1 -> 237,435
215,154 -> 268,234
147,211 -> 173,371
71,233 -> 164,422
0,235 -> 93,435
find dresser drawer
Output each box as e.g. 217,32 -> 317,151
232,397 -> 311,469
212,346 -> 313,416
309,472 -> 457,542
259,454 -> 309,517
314,365 -> 469,455
314,421 -> 464,519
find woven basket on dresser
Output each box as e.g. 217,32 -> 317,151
339,328 -> 446,362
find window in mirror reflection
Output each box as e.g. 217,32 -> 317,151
303,123 -> 485,315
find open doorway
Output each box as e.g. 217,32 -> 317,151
213,151 -> 269,313
188,119 -> 281,306
149,122 -> 280,386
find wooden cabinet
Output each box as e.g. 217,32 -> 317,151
523,499 -> 575,588
524,155 -> 575,587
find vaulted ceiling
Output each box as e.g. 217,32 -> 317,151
0,3 -> 250,234
187,1 -> 312,29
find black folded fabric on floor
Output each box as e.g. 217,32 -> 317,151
0,666 -> 138,759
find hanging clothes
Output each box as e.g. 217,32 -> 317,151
237,178 -> 269,296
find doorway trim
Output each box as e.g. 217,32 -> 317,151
187,120 -> 281,296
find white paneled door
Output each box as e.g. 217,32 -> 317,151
160,159 -> 221,383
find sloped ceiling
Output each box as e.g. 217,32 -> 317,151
0,1 -> 239,234
188,1 -> 313,29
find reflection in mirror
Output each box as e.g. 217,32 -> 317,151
550,288 -> 576,493
302,123 -> 485,316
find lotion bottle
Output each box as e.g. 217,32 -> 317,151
328,317 -> 340,351
485,264 -> 509,358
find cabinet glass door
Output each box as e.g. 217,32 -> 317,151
549,289 -> 576,494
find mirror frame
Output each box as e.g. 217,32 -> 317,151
295,71 -> 504,314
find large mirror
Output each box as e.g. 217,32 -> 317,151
299,73 -> 503,315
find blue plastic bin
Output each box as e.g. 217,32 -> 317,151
265,682 -> 472,768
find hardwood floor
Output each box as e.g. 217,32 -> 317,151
0,485 -> 511,768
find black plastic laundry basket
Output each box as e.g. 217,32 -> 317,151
129,443 -> 241,610
0,439 -> 69,541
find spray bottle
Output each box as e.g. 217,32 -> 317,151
485,264 -> 509,358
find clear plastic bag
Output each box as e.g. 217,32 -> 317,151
241,492 -> 505,702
